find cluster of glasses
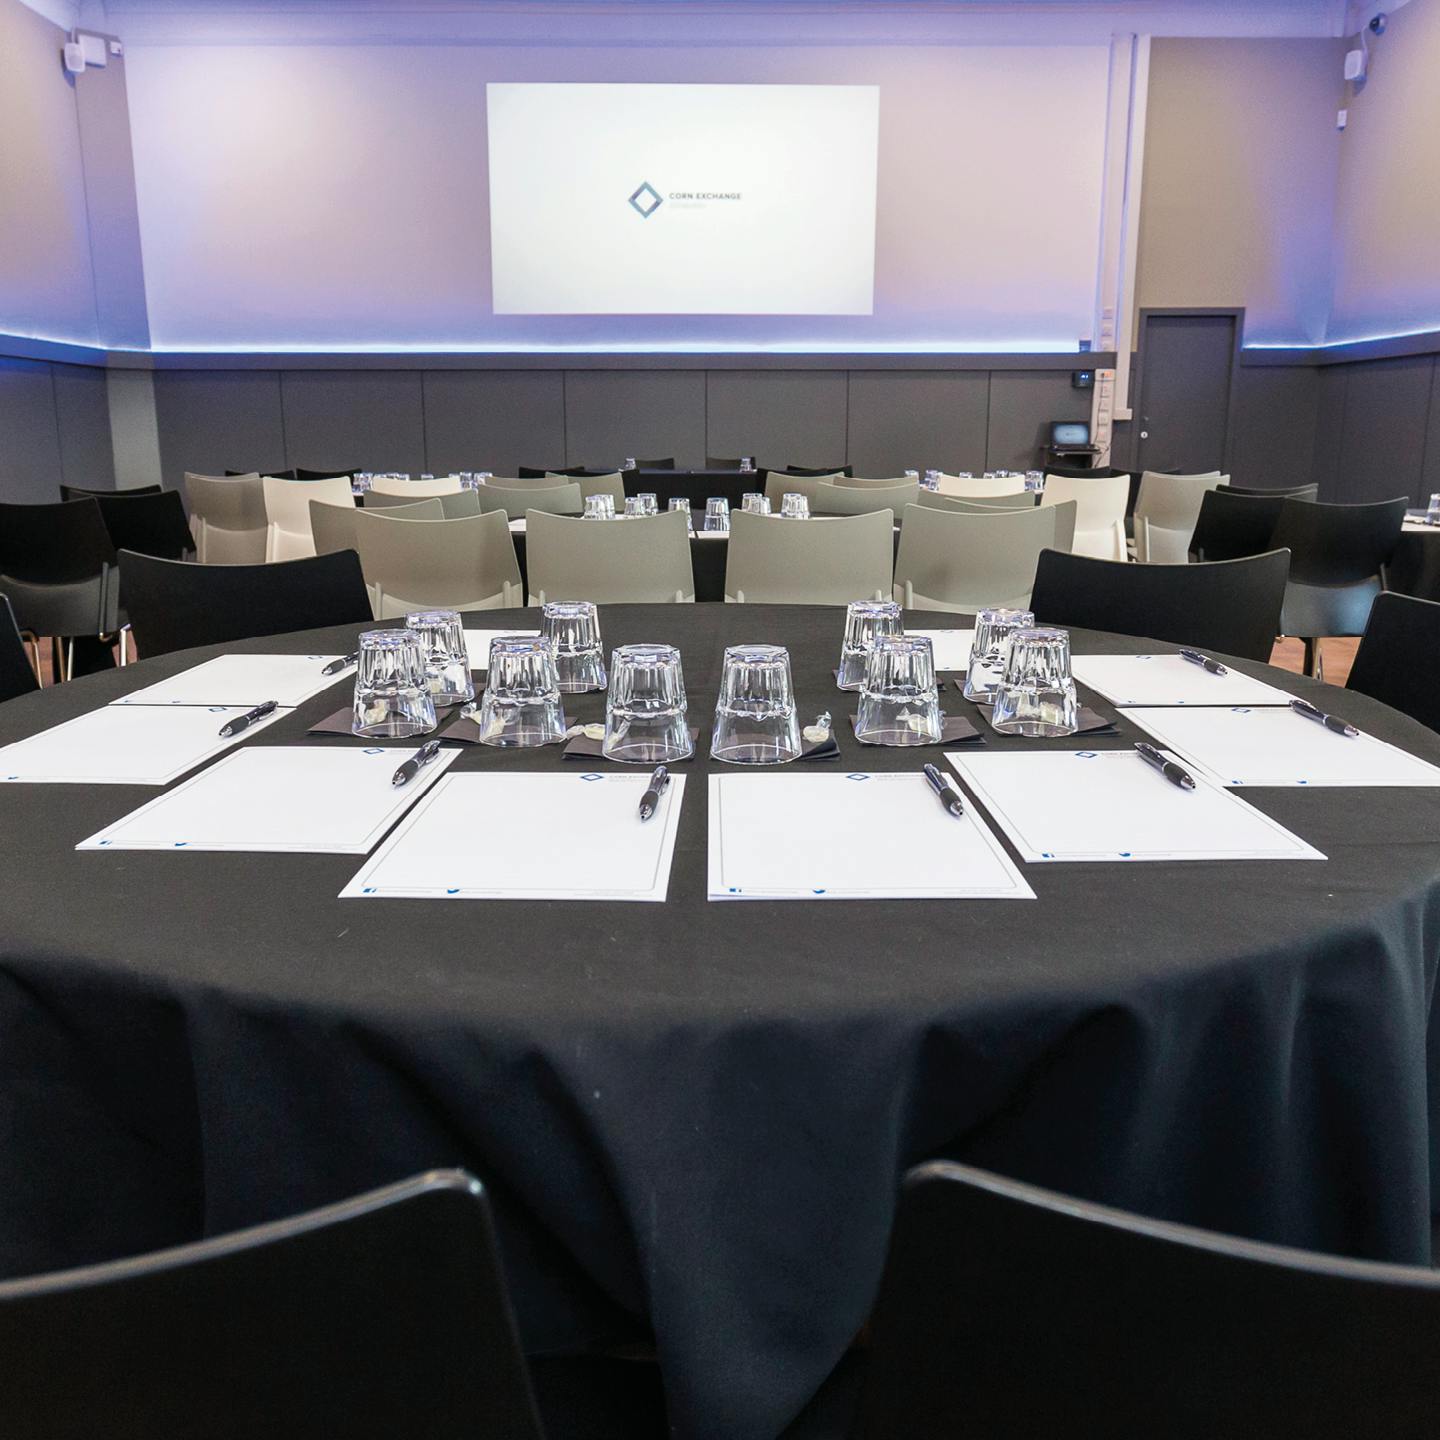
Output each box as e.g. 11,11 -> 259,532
834,601 -> 944,745
838,599 -> 903,690
740,493 -> 772,516
350,608 -> 480,736
583,493 -> 617,520
921,469 -> 941,491
963,607 -> 1078,736
779,493 -> 810,519
457,472 -> 493,489
703,498 -> 731,532
738,457 -> 757,473
623,494 -> 660,517
1023,470 -> 1045,491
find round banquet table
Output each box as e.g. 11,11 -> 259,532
2,604 -> 1439,1440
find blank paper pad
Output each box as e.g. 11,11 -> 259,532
113,653 -> 346,708
907,629 -> 974,673
1071,654 -> 1294,708
464,629 -> 541,670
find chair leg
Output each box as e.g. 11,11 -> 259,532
65,639 -> 76,683
1302,637 -> 1317,677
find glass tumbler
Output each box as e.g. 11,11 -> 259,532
741,493 -> 771,515
622,457 -> 637,471
1428,492 -> 1440,525
637,493 -> 659,516
624,496 -> 645,518
922,469 -> 940,491
703,497 -> 731,533
584,492 -> 616,520
780,493 -> 810,520
603,643 -> 693,763
669,497 -> 695,533
405,608 -> 475,708
711,644 -> 802,765
989,627 -> 1079,738
855,635 -> 942,745
351,629 -> 437,739
740,457 -> 755,473
837,598 -> 903,691
474,636 -> 568,747
963,607 -> 1036,703
542,600 -> 606,693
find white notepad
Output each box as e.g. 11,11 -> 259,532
907,628 -> 975,673
341,771 -> 685,901
112,653 -> 346,708
463,629 -> 542,670
1071,654 -> 1294,708
76,745 -> 459,854
1128,706 -> 1440,788
0,703 -> 286,786
946,750 -> 1325,863
707,772 -> 1033,900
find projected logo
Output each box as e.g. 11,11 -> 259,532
628,181 -> 663,219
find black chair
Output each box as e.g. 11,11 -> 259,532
1346,592 -> 1440,735
786,463 -> 853,477
706,456 -> 746,469
636,456 -> 676,470
119,549 -> 373,658
93,491 -> 195,562
1029,547 -> 1290,662
855,1161 -> 1440,1440
1189,487 -> 1290,562
0,1170 -> 545,1440
229,467 -> 296,479
519,465 -> 588,479
1043,463 -> 1128,480
0,594 -> 40,703
0,499 -> 120,680
1226,482 -> 1318,500
1270,495 -> 1408,675
59,482 -> 163,502
294,467 -> 357,481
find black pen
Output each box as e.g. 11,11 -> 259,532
322,652 -> 358,675
392,739 -> 443,787
922,762 -> 965,818
638,765 -> 669,822
218,699 -> 278,738
1290,697 -> 1359,737
1135,741 -> 1196,791
1180,649 -> 1228,676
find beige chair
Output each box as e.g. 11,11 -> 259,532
916,490 -> 1034,514
369,474 -> 462,498
547,472 -> 627,507
183,472 -> 267,564
831,475 -> 914,488
893,503 -> 1078,612
475,483 -> 582,521
310,497 -> 442,556
935,473 -> 1028,499
724,509 -> 894,604
1040,474 -> 1128,561
262,475 -> 354,562
437,489 -> 482,518
813,480 -> 920,518
1133,471 -> 1226,563
763,473 -> 829,508
526,509 -> 695,604
352,509 -> 523,617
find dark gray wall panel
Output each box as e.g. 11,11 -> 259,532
1312,365 -> 1347,499
847,371 -> 989,476
0,359 -> 62,503
423,370 -> 565,475
281,370 -> 425,473
1227,365 -> 1319,489
1333,356 -> 1433,504
153,370 -> 286,489
52,363 -> 114,489
1423,361 -> 1440,504
705,370 -> 847,471
563,370 -> 705,469
987,371 -> 1090,472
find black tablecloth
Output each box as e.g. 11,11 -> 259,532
2,606 -> 1440,1440
625,470 -> 761,510
1392,526 -> 1440,601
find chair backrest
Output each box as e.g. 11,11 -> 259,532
437,489 -> 482,518
262,476 -> 354,560
1189,487 -> 1289,562
724,509 -> 894,604
1133,471 -> 1227,563
364,486 -> 443,510
813,481 -> 920,518
546,471 -> 627,506
831,475 -> 914,489
706,456 -> 746,469
785,463 -> 853,477
914,490 -> 1033,515
230,467 -> 294,480
293,467 -> 357,482
0,594 -> 40,704
369,475 -> 462,498
518,465 -> 586,478
935,473 -> 1027,499
118,549 -> 374,658
1345,591 -> 1440,734
1042,464 -> 1128,480
1269,495 -> 1408,586
311,497 -> 444,556
635,456 -> 676,469
857,1160 -> 1440,1440
763,473 -> 828,507
93,491 -> 195,561
526,509 -> 696,604
1039,474 -> 1129,561
475,483 -> 583,521
0,1170 -> 544,1440
183,473 -> 268,565
60,482 -> 164,502
1225,482 -> 1319,501
1029,547 -> 1290,661
894,504 -> 1074,613
0,498 -> 116,584
352,509 -> 522,617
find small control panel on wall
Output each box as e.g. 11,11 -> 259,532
1091,368 -> 1116,463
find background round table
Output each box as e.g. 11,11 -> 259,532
2,603 -> 1439,1440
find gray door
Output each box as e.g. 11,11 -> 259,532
1135,313 -> 1236,474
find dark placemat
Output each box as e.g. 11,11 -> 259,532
308,705 -> 466,743
563,726 -> 701,761
969,703 -> 1118,737
849,713 -> 982,746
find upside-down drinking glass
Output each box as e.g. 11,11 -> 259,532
711,644 -> 802,764
740,457 -> 755,473
622,457 -> 637,471
855,635 -> 942,745
704,497 -> 730,533
837,598 -> 903,691
351,629 -> 437,739
603,643 -> 693,763
921,469 -> 940,491
989,627 -> 1079,738
542,600 -> 606,693
963,607 -> 1036,703
623,496 -> 645,518
405,608 -> 474,708
780,493 -> 810,520
584,492 -> 616,520
637,493 -> 658,516
473,636 -> 568,747
741,493 -> 768,515
669,497 -> 695,533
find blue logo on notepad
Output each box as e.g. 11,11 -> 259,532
581,773 -> 603,782
847,773 -> 870,782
